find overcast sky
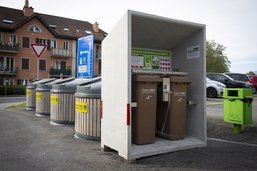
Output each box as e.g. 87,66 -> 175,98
1,0 -> 257,73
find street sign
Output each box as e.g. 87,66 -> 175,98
77,35 -> 94,78
31,44 -> 47,58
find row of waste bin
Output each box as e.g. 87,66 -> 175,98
26,72 -> 192,145
26,77 -> 101,140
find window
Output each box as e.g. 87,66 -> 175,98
50,40 -> 57,49
35,38 -> 47,44
216,75 -> 227,82
21,58 -> 29,70
96,45 -> 101,59
22,36 -> 30,48
0,57 -> 4,71
28,25 -> 41,33
63,41 -> 69,50
39,59 -> 46,70
9,34 -> 17,44
0,57 -> 14,71
3,79 -> 13,85
36,38 -> 51,50
54,60 -> 66,69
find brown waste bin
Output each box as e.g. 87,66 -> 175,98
132,74 -> 162,145
156,76 -> 190,140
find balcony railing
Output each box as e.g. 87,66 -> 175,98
0,67 -> 18,75
49,68 -> 71,77
51,48 -> 71,57
0,43 -> 20,53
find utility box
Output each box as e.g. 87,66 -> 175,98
224,88 -> 253,125
101,10 -> 206,160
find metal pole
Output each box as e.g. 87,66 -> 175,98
37,58 -> 39,79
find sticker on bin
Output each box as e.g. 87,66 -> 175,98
174,91 -> 186,96
26,89 -> 31,97
75,101 -> 88,113
50,95 -> 58,104
142,88 -> 156,94
36,92 -> 42,100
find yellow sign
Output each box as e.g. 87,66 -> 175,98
26,89 -> 31,97
50,95 -> 58,104
75,101 -> 88,113
36,92 -> 42,100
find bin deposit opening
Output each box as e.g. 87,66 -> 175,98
227,90 -> 238,97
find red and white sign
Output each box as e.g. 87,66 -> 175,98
31,44 -> 47,58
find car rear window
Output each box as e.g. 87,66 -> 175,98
227,74 -> 249,82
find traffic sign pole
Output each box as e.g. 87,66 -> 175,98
37,58 -> 39,80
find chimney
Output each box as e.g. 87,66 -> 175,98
23,0 -> 34,17
93,22 -> 99,33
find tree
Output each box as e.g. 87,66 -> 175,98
206,40 -> 230,73
247,71 -> 256,75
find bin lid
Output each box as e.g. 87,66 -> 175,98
36,77 -> 75,91
26,78 -> 56,89
132,74 -> 163,82
170,77 -> 190,84
51,77 -> 101,93
132,70 -> 188,77
75,80 -> 101,98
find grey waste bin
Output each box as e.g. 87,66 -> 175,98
26,78 -> 56,111
35,77 -> 75,117
50,77 -> 101,125
74,80 -> 101,141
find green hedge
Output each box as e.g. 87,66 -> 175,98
0,85 -> 26,95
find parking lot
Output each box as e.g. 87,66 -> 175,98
0,96 -> 257,170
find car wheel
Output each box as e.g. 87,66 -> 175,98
207,87 -> 218,98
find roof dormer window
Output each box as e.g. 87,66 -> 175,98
2,20 -> 14,24
85,30 -> 92,34
28,25 -> 42,33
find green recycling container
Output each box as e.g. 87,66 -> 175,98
223,88 -> 253,125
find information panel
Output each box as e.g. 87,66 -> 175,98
77,35 -> 94,78
131,48 -> 172,71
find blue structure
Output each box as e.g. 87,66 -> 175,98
77,35 -> 94,78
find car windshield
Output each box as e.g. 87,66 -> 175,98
216,74 -> 233,82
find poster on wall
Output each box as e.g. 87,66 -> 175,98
131,48 -> 172,71
187,45 -> 200,59
77,35 -> 94,78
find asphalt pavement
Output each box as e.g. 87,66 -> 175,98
0,96 -> 257,170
